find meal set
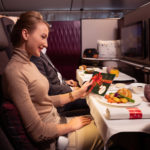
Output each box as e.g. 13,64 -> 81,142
79,65 -> 147,107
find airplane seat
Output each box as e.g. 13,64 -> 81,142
0,126 -> 14,150
47,21 -> 81,80
0,17 -> 14,60
0,101 -> 39,150
0,18 -> 12,76
0,17 -> 38,150
0,17 -> 14,106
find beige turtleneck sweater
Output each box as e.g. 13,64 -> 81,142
2,48 -> 61,142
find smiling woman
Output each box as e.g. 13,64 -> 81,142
22,22 -> 49,57
2,11 -> 103,150
11,11 -> 50,57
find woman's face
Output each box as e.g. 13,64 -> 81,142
24,22 -> 49,57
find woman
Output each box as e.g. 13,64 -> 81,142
2,11 -> 103,150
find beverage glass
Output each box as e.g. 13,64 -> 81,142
110,68 -> 119,77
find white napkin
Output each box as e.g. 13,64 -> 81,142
105,103 -> 150,120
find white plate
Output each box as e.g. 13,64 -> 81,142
96,93 -> 142,107
108,83 -> 127,91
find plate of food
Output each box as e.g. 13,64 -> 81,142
100,88 -> 142,107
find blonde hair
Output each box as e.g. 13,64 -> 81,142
11,11 -> 49,47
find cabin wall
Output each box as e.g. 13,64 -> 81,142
0,10 -> 124,80
81,3 -> 150,83
1,4 -> 150,81
82,19 -> 119,55
118,3 -> 150,83
123,2 -> 150,65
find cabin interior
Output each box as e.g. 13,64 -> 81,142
0,0 -> 150,150
0,0 -> 150,83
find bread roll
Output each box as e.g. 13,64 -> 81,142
117,88 -> 132,98
79,65 -> 87,70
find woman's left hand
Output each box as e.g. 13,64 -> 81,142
68,116 -> 92,131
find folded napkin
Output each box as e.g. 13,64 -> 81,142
105,105 -> 150,120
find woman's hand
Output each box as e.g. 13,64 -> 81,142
57,116 -> 92,136
65,80 -> 78,87
68,116 -> 91,131
79,81 -> 93,98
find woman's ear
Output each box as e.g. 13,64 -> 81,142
22,29 -> 29,41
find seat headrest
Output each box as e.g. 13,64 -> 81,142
0,19 -> 9,50
0,17 -> 14,51
1,17 -> 14,38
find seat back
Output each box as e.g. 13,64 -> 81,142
0,17 -> 38,150
0,17 -> 14,75
0,126 -> 14,150
1,17 -> 14,59
47,21 -> 81,80
0,101 -> 38,150
0,17 -> 14,103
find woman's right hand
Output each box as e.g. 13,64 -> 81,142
79,81 -> 93,98
68,116 -> 91,131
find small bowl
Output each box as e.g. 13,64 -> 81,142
130,83 -> 145,94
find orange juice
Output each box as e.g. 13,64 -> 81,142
110,69 -> 119,77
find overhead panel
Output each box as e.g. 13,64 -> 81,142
116,0 -> 150,9
2,0 -> 71,11
1,0 -> 150,12
71,0 -> 82,11
72,0 -> 150,11
72,0 -> 111,10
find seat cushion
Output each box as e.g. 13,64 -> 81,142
0,101 -> 38,150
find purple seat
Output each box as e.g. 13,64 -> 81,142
47,21 -> 81,80
0,101 -> 38,150
0,125 -> 14,150
0,17 -> 38,150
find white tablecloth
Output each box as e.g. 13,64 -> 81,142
86,93 -> 150,144
76,69 -> 137,86
76,68 -> 150,145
